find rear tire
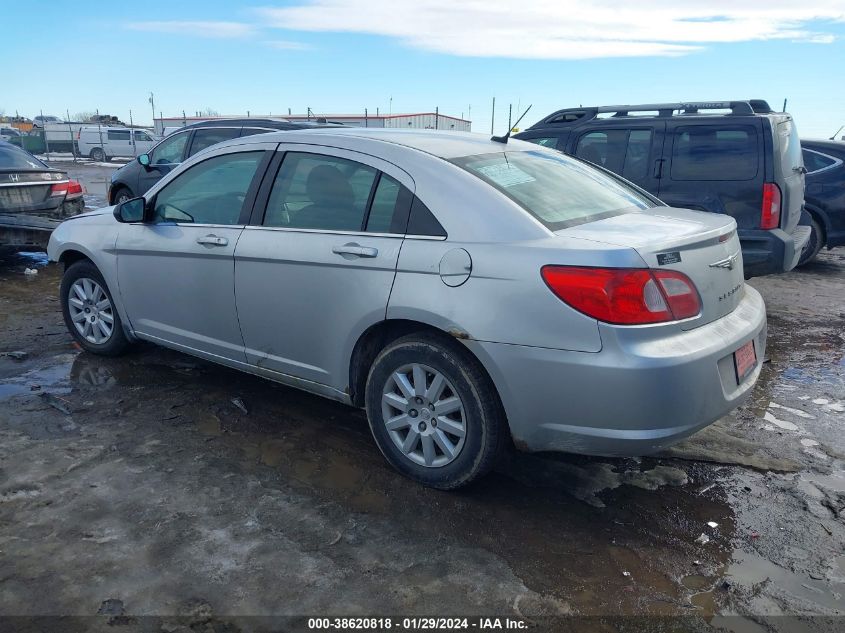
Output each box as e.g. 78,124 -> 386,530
798,216 -> 824,267
90,147 -> 105,162
365,333 -> 506,489
60,260 -> 130,356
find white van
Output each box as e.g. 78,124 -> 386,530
76,127 -> 158,161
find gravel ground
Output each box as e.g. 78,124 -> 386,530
0,211 -> 843,631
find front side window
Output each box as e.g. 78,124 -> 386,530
134,131 -> 153,142
107,130 -> 130,141
150,131 -> 189,165
451,150 -> 654,230
189,128 -> 241,157
264,152 -> 377,231
152,151 -> 263,225
671,126 -> 758,181
526,137 -> 559,149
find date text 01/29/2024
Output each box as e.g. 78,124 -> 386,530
306,617 -> 528,630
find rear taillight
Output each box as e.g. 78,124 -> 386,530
65,180 -> 83,199
50,182 -> 69,197
761,183 -> 781,229
541,266 -> 701,325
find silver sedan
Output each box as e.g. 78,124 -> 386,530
48,129 -> 766,488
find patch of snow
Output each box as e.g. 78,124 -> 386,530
763,411 -> 798,431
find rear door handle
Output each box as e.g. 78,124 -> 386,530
196,234 -> 228,246
332,243 -> 378,258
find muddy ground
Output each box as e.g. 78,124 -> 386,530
0,164 -> 843,631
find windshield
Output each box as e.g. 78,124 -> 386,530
451,149 -> 654,230
0,144 -> 49,170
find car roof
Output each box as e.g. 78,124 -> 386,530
180,118 -> 343,131
226,127 -> 534,160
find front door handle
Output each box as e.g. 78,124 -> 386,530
196,234 -> 228,246
332,243 -> 378,258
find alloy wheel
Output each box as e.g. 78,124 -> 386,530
68,278 -> 114,344
381,363 -> 466,467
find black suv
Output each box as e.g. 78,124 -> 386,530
108,118 -> 342,204
798,139 -> 845,265
515,100 -> 810,277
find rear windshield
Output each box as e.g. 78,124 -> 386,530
0,144 -> 48,170
450,149 -> 654,230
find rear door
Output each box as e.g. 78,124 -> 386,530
773,118 -> 805,236
569,122 -> 665,194
658,121 -> 764,229
234,146 -> 412,390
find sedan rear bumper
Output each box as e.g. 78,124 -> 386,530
469,285 -> 767,456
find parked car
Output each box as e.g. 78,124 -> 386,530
77,126 -> 158,162
107,118 -> 343,204
0,127 -> 22,142
797,139 -> 845,265
0,141 -> 80,250
48,129 -> 766,488
32,115 -> 63,127
515,100 -> 810,278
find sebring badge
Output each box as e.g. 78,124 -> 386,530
709,253 -> 739,271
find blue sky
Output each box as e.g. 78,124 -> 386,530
3,1 -> 845,138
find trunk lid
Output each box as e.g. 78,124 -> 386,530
0,169 -> 65,214
560,208 -> 744,329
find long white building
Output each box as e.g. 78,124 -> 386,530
153,112 -> 471,135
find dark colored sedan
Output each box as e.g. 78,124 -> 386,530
0,141 -> 71,250
799,139 -> 845,265
108,118 -> 343,204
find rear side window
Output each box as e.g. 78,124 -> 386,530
365,174 -> 412,234
451,150 -> 653,230
189,128 -> 241,157
575,129 -> 652,181
802,149 -> 837,173
406,196 -> 446,237
107,130 -> 130,141
671,126 -> 758,181
264,152 -> 377,231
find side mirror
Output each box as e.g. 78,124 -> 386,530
137,153 -> 151,167
113,197 -> 146,223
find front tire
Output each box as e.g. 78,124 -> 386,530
90,147 -> 105,162
365,333 -> 506,489
112,186 -> 133,205
60,260 -> 130,356
797,216 -> 824,267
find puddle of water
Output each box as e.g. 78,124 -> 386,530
725,551 -> 844,612
0,356 -> 75,400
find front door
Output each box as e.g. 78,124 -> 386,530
116,144 -> 272,362
234,146 -> 413,390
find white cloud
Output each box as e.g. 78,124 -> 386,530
263,39 -> 312,50
255,0 -> 845,59
126,21 -> 255,38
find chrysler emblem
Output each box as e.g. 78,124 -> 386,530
709,254 -> 738,271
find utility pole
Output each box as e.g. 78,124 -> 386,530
389,96 -> 393,116
508,103 -> 512,132
149,92 -> 155,127
491,97 -> 495,135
